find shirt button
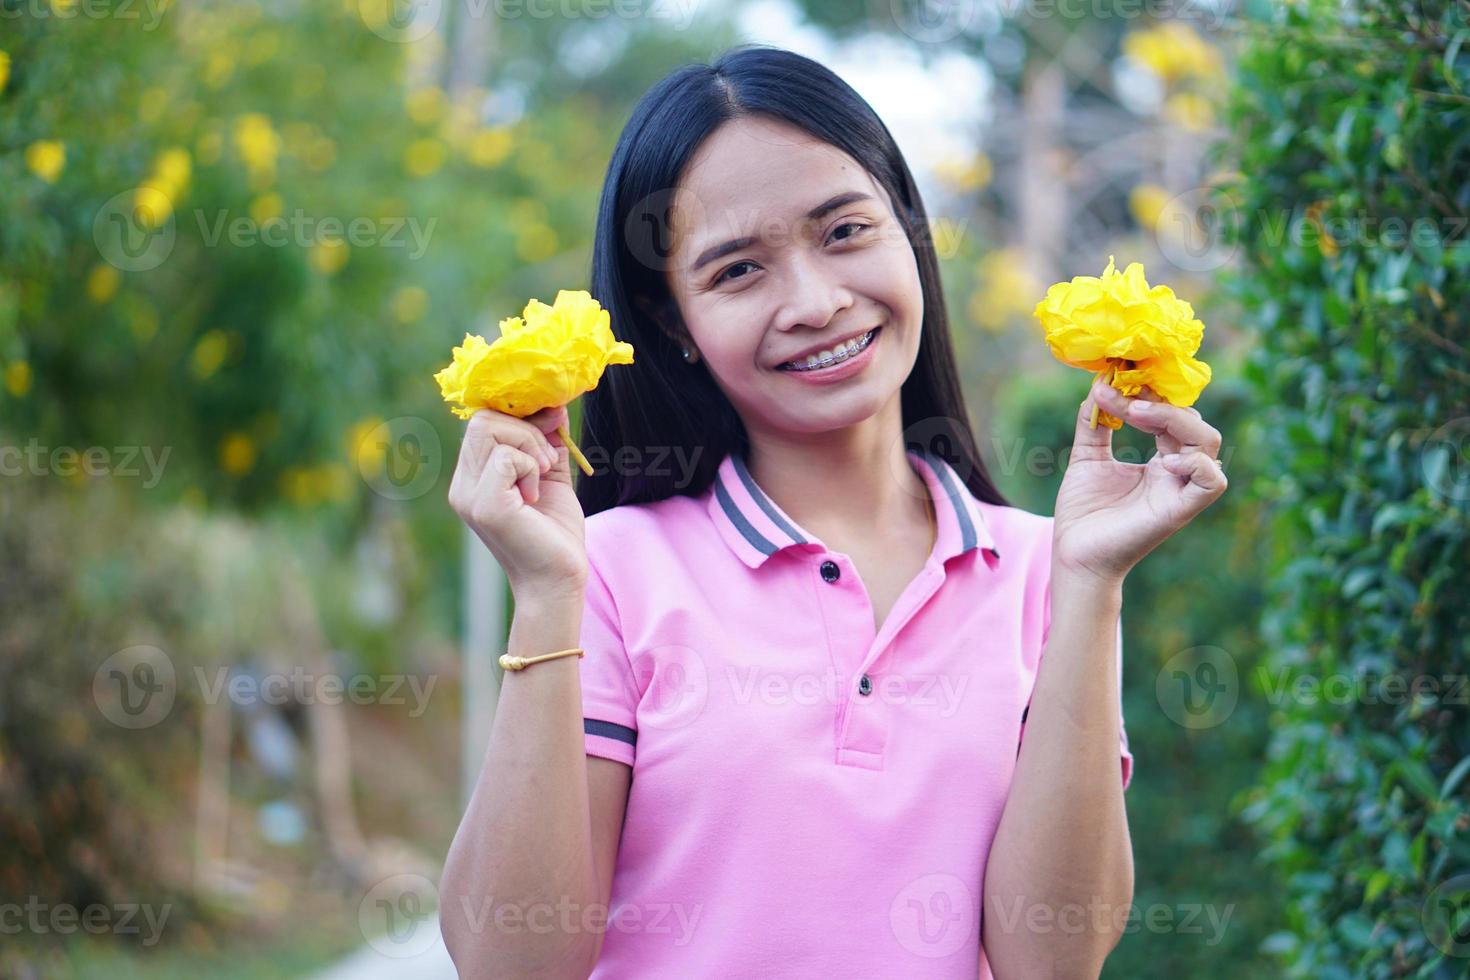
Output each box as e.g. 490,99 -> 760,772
858,674 -> 872,696
820,560 -> 840,583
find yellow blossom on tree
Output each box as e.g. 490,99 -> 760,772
1123,22 -> 1223,86
26,140 -> 66,183
391,285 -> 429,324
1033,256 -> 1212,429
3,361 -> 32,398
1128,183 -> 1170,231
153,146 -> 192,189
406,86 -> 447,125
87,264 -> 121,303
405,138 -> 447,177
433,289 -> 635,475
933,151 -> 993,193
249,192 -> 284,224
191,329 -> 231,380
347,417 -> 387,476
468,127 -> 513,169
219,432 -> 257,475
969,248 -> 1040,333
233,113 -> 280,186
309,238 -> 349,276
1164,92 -> 1216,132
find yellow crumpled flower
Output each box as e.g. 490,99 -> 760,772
1033,256 -> 1212,429
434,289 -> 635,475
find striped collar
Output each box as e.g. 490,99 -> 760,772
705,447 -> 1000,569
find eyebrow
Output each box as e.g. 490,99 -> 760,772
688,191 -> 877,274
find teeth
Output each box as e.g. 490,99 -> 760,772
782,329 -> 875,372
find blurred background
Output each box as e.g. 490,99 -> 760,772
2,0 -> 1466,976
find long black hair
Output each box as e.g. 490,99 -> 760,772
576,43 -> 1010,516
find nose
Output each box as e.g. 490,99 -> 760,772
771,249 -> 854,335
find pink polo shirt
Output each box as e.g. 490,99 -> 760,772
577,446 -> 1132,978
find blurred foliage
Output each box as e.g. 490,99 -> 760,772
1222,0 -> 1470,975
995,358 -> 1281,977
0,0 -> 734,968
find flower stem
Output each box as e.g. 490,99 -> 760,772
557,423 -> 593,476
1088,363 -> 1121,429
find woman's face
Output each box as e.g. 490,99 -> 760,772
663,115 -> 925,440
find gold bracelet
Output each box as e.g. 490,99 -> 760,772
498,647 -> 585,671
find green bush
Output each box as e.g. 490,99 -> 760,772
1224,0 -> 1470,974
996,360 -> 1280,977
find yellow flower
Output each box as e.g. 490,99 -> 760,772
219,432 -> 257,476
347,417 -> 386,476
0,51 -> 10,96
249,192 -> 283,224
309,238 -> 349,276
406,86 -> 447,125
1123,23 -> 1223,86
87,264 -> 121,303
134,180 -> 176,229
153,147 -> 192,189
191,329 -> 231,380
934,152 -> 993,193
405,138 -> 447,177
433,290 -> 635,475
391,285 -> 429,324
25,140 -> 66,183
4,360 -> 32,398
467,127 -> 513,169
1128,183 -> 1170,231
233,113 -> 279,184
1033,255 -> 1212,429
1163,92 -> 1215,132
970,248 -> 1040,333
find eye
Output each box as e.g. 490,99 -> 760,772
829,221 -> 871,242
714,260 -> 759,285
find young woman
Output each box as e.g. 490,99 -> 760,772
440,44 -> 1227,980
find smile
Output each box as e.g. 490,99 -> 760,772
777,327 -> 879,372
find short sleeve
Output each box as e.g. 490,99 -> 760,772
1024,600 -> 1134,791
579,560 -> 640,767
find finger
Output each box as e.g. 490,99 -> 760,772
1094,385 -> 1219,456
477,409 -> 559,471
475,442 -> 542,513
524,404 -> 570,440
1072,379 -> 1117,460
1128,387 -> 1181,454
1158,449 -> 1229,503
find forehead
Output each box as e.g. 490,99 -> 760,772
670,116 -> 885,256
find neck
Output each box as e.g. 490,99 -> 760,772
742,400 -> 931,548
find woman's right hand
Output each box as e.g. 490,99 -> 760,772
447,403 -> 588,599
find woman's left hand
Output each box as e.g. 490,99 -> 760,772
1051,377 -> 1229,585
